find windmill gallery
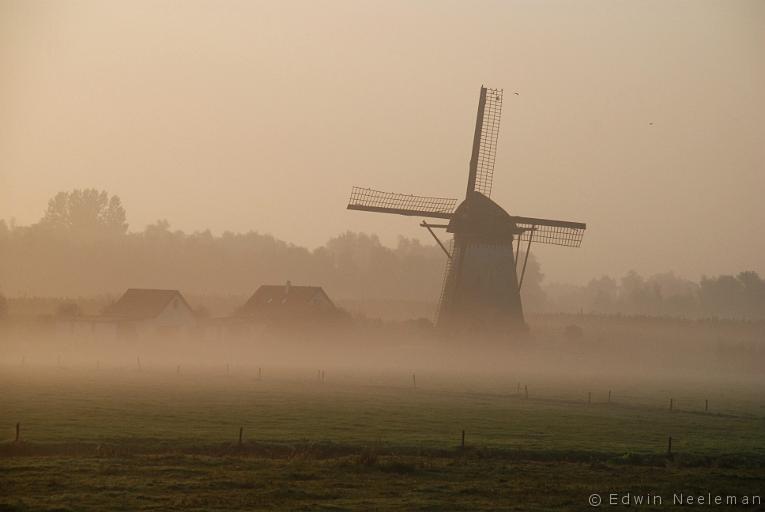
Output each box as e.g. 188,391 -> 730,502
347,87 -> 587,333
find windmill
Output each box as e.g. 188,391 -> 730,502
346,86 -> 586,332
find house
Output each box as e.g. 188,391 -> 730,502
236,281 -> 340,326
102,288 -> 196,338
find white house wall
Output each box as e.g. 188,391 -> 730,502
154,296 -> 197,328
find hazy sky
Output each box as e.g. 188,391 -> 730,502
1,0 -> 763,284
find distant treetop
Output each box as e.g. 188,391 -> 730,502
39,189 -> 128,236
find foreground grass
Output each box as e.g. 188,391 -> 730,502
2,449 -> 763,511
1,367 -> 763,510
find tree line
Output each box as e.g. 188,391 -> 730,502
0,189 -> 544,307
0,189 -> 761,320
544,270 -> 765,321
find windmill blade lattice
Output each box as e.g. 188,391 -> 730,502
474,88 -> 503,197
514,215 -> 587,248
347,187 -> 457,219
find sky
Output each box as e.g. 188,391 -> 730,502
1,0 -> 763,285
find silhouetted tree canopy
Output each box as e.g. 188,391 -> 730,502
545,270 -> 764,320
56,301 -> 82,318
699,271 -> 765,320
39,189 -> 127,236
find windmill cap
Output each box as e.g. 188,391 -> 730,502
447,191 -> 522,238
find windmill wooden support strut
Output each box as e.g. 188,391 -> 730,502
518,226 -> 536,290
420,221 -> 451,260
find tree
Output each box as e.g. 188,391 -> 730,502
0,219 -> 9,240
56,301 -> 81,318
39,189 -> 128,236
620,270 -> 659,314
518,252 -> 547,312
699,271 -> 765,320
585,275 -> 619,312
144,219 -> 172,238
737,271 -> 765,320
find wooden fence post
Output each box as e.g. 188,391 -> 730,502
461,430 -> 465,449
15,422 -> 20,443
705,399 -> 708,413
525,385 -> 529,400
669,398 -> 673,411
238,426 -> 243,447
608,390 -> 611,403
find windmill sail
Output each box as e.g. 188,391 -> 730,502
513,215 -> 587,248
466,87 -> 503,199
347,187 -> 457,219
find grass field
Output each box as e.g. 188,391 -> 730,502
1,365 -> 764,511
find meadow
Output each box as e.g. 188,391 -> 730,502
1,361 -> 763,511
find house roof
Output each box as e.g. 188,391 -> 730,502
103,289 -> 191,320
238,284 -> 335,317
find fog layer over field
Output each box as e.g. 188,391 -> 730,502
4,314 -> 762,387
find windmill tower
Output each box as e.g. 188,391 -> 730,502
347,86 -> 586,332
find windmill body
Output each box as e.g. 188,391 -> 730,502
347,86 -> 587,334
438,191 -> 525,330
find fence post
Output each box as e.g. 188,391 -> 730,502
705,399 -> 708,413
525,385 -> 529,400
667,435 -> 673,457
412,373 -> 416,388
15,422 -> 20,443
461,430 -> 465,449
669,398 -> 673,411
238,426 -> 243,447
608,390 -> 611,403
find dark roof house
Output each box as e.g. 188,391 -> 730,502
104,289 -> 194,320
237,281 -> 339,325
104,289 -> 197,339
